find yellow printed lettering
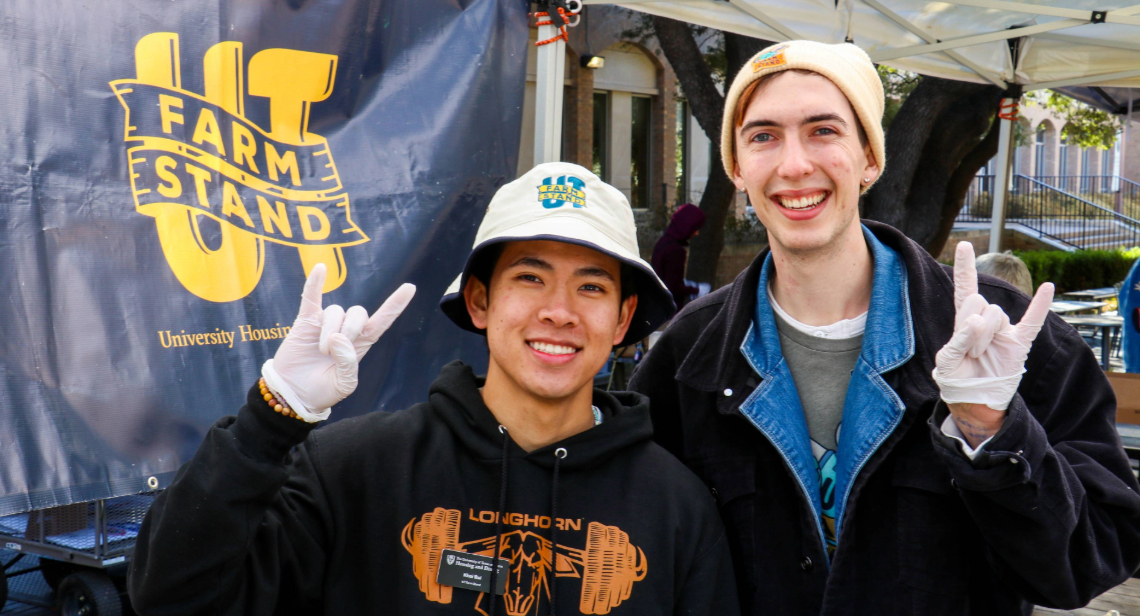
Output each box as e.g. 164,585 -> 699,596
184,163 -> 213,209
221,181 -> 254,228
191,108 -> 226,156
158,94 -> 184,135
256,196 -> 293,238
297,206 -> 330,240
231,122 -> 260,173
265,143 -> 301,186
155,156 -> 181,199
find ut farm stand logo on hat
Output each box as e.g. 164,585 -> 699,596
752,44 -> 789,71
538,175 -> 587,209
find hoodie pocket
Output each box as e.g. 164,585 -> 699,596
891,452 -> 972,606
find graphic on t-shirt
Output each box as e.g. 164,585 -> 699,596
402,507 -> 648,615
811,431 -> 839,555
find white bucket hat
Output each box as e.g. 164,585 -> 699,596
439,162 -> 675,346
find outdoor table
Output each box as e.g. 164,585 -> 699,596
1059,314 -> 1123,370
1118,424 -> 1140,455
1050,300 -> 1107,315
1060,287 -> 1118,301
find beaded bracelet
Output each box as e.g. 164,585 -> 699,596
258,377 -> 304,421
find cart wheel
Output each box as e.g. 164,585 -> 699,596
40,558 -> 77,590
56,571 -> 122,616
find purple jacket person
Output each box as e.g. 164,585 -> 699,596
651,203 -> 706,309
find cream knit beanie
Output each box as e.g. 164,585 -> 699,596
720,41 -> 886,188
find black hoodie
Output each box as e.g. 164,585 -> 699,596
128,361 -> 739,616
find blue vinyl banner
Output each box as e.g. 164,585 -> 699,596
0,0 -> 526,515
1122,259 -> 1140,373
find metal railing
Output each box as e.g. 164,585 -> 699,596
1031,175 -> 1140,218
957,174 -> 1140,250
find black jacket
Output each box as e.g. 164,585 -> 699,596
629,221 -> 1140,615
128,361 -> 739,616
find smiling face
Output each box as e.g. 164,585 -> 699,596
464,240 -> 637,404
732,71 -> 879,256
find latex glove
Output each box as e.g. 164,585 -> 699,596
933,242 -> 1053,411
262,264 -> 416,422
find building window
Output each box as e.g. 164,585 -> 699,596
676,100 -> 688,205
593,92 -> 610,181
1058,133 -> 1069,180
630,95 -> 652,209
1081,148 -> 1091,192
1034,125 -> 1047,177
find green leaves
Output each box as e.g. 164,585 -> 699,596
1025,91 -> 1123,150
1015,247 -> 1140,294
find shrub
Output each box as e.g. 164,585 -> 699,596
1013,247 -> 1140,294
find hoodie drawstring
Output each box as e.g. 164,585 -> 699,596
488,425 -> 510,616
487,426 -> 568,616
549,447 -> 566,616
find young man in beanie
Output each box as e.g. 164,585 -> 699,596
631,40 -> 1140,614
128,162 -> 740,616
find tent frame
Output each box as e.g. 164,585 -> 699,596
537,0 -> 1138,253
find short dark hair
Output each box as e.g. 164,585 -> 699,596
470,242 -> 637,302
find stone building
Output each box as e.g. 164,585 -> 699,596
1001,103 -> 1135,184
517,7 -> 680,259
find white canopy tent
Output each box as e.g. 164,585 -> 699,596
532,0 -> 1140,252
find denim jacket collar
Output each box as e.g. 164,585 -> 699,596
742,226 -> 913,376
736,225 -> 914,558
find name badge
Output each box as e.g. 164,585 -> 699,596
436,549 -> 509,595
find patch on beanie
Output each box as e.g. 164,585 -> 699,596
751,44 -> 788,72
537,175 -> 587,209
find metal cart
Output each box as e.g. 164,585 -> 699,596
1,493 -> 155,616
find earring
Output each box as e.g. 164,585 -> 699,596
863,178 -> 871,184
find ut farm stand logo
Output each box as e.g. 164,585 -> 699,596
752,44 -> 789,71
110,32 -> 369,303
538,175 -> 587,209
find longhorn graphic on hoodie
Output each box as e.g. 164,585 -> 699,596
402,507 -> 648,615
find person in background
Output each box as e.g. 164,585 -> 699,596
651,203 -> 706,309
976,250 -> 1034,296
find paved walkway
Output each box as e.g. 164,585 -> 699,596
1034,577 -> 1140,615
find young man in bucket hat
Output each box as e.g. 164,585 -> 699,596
128,162 -> 740,616
630,40 -> 1140,614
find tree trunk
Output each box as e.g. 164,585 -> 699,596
929,106 -> 1003,256
863,77 -> 1003,253
652,16 -> 771,283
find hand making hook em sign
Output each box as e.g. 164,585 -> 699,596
261,264 -> 416,421
933,241 -> 1054,413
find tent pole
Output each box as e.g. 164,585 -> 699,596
988,97 -> 1017,254
534,26 -> 566,166
1125,89 -> 1134,182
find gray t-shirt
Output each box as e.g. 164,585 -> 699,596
772,309 -> 863,552
773,311 -> 862,451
